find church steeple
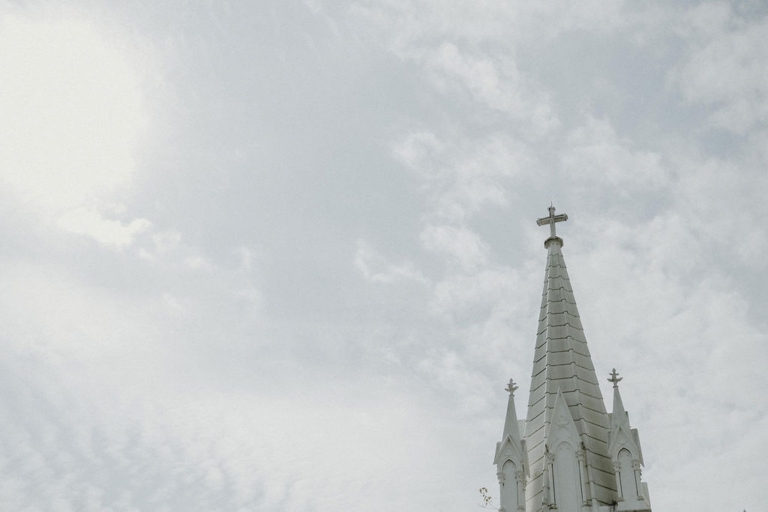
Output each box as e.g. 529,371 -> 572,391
525,206 -> 615,512
495,206 -> 652,512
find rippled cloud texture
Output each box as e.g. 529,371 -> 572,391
1,1 -> 766,510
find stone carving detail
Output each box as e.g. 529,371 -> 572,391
506,379 -> 518,396
608,368 -> 623,387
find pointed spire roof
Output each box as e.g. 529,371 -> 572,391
607,369 -> 644,466
495,379 -> 528,471
524,206 -> 616,509
609,368 -> 627,423
501,379 -> 522,445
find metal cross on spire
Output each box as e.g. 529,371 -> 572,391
536,204 -> 568,239
608,368 -> 623,388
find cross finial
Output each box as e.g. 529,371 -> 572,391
505,378 -> 518,396
536,205 -> 568,242
608,368 -> 623,388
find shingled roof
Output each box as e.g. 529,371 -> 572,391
523,231 -> 616,509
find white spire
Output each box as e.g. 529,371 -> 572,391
524,206 -> 615,511
609,368 -> 627,426
495,379 -> 528,512
494,206 -> 654,512
607,370 -> 652,511
501,379 -> 522,446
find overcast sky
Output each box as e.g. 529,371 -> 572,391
1,1 -> 767,511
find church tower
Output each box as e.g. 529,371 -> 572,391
494,207 -> 651,512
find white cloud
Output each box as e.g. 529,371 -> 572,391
57,207 -> 151,249
420,224 -> 489,272
184,255 -> 214,271
562,116 -> 668,190
673,7 -> 768,133
152,231 -> 183,255
391,130 -> 444,171
354,239 -> 427,284
392,130 -> 536,223
673,154 -> 768,265
417,350 -> 492,414
425,43 -> 559,135
0,14 -> 150,247
353,0 -> 630,51
678,1 -> 733,39
430,268 -> 524,321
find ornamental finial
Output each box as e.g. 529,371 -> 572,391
505,379 -> 518,396
536,205 -> 568,247
608,368 -> 623,388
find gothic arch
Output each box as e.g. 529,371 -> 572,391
500,459 -> 517,511
616,448 -> 637,501
553,442 -> 581,512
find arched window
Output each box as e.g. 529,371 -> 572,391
554,443 -> 580,512
617,448 -> 637,500
501,460 -> 517,510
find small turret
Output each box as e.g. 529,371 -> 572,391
494,379 -> 527,512
607,369 -> 651,511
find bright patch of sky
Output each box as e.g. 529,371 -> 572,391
0,1 -> 766,511
0,14 -> 150,248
